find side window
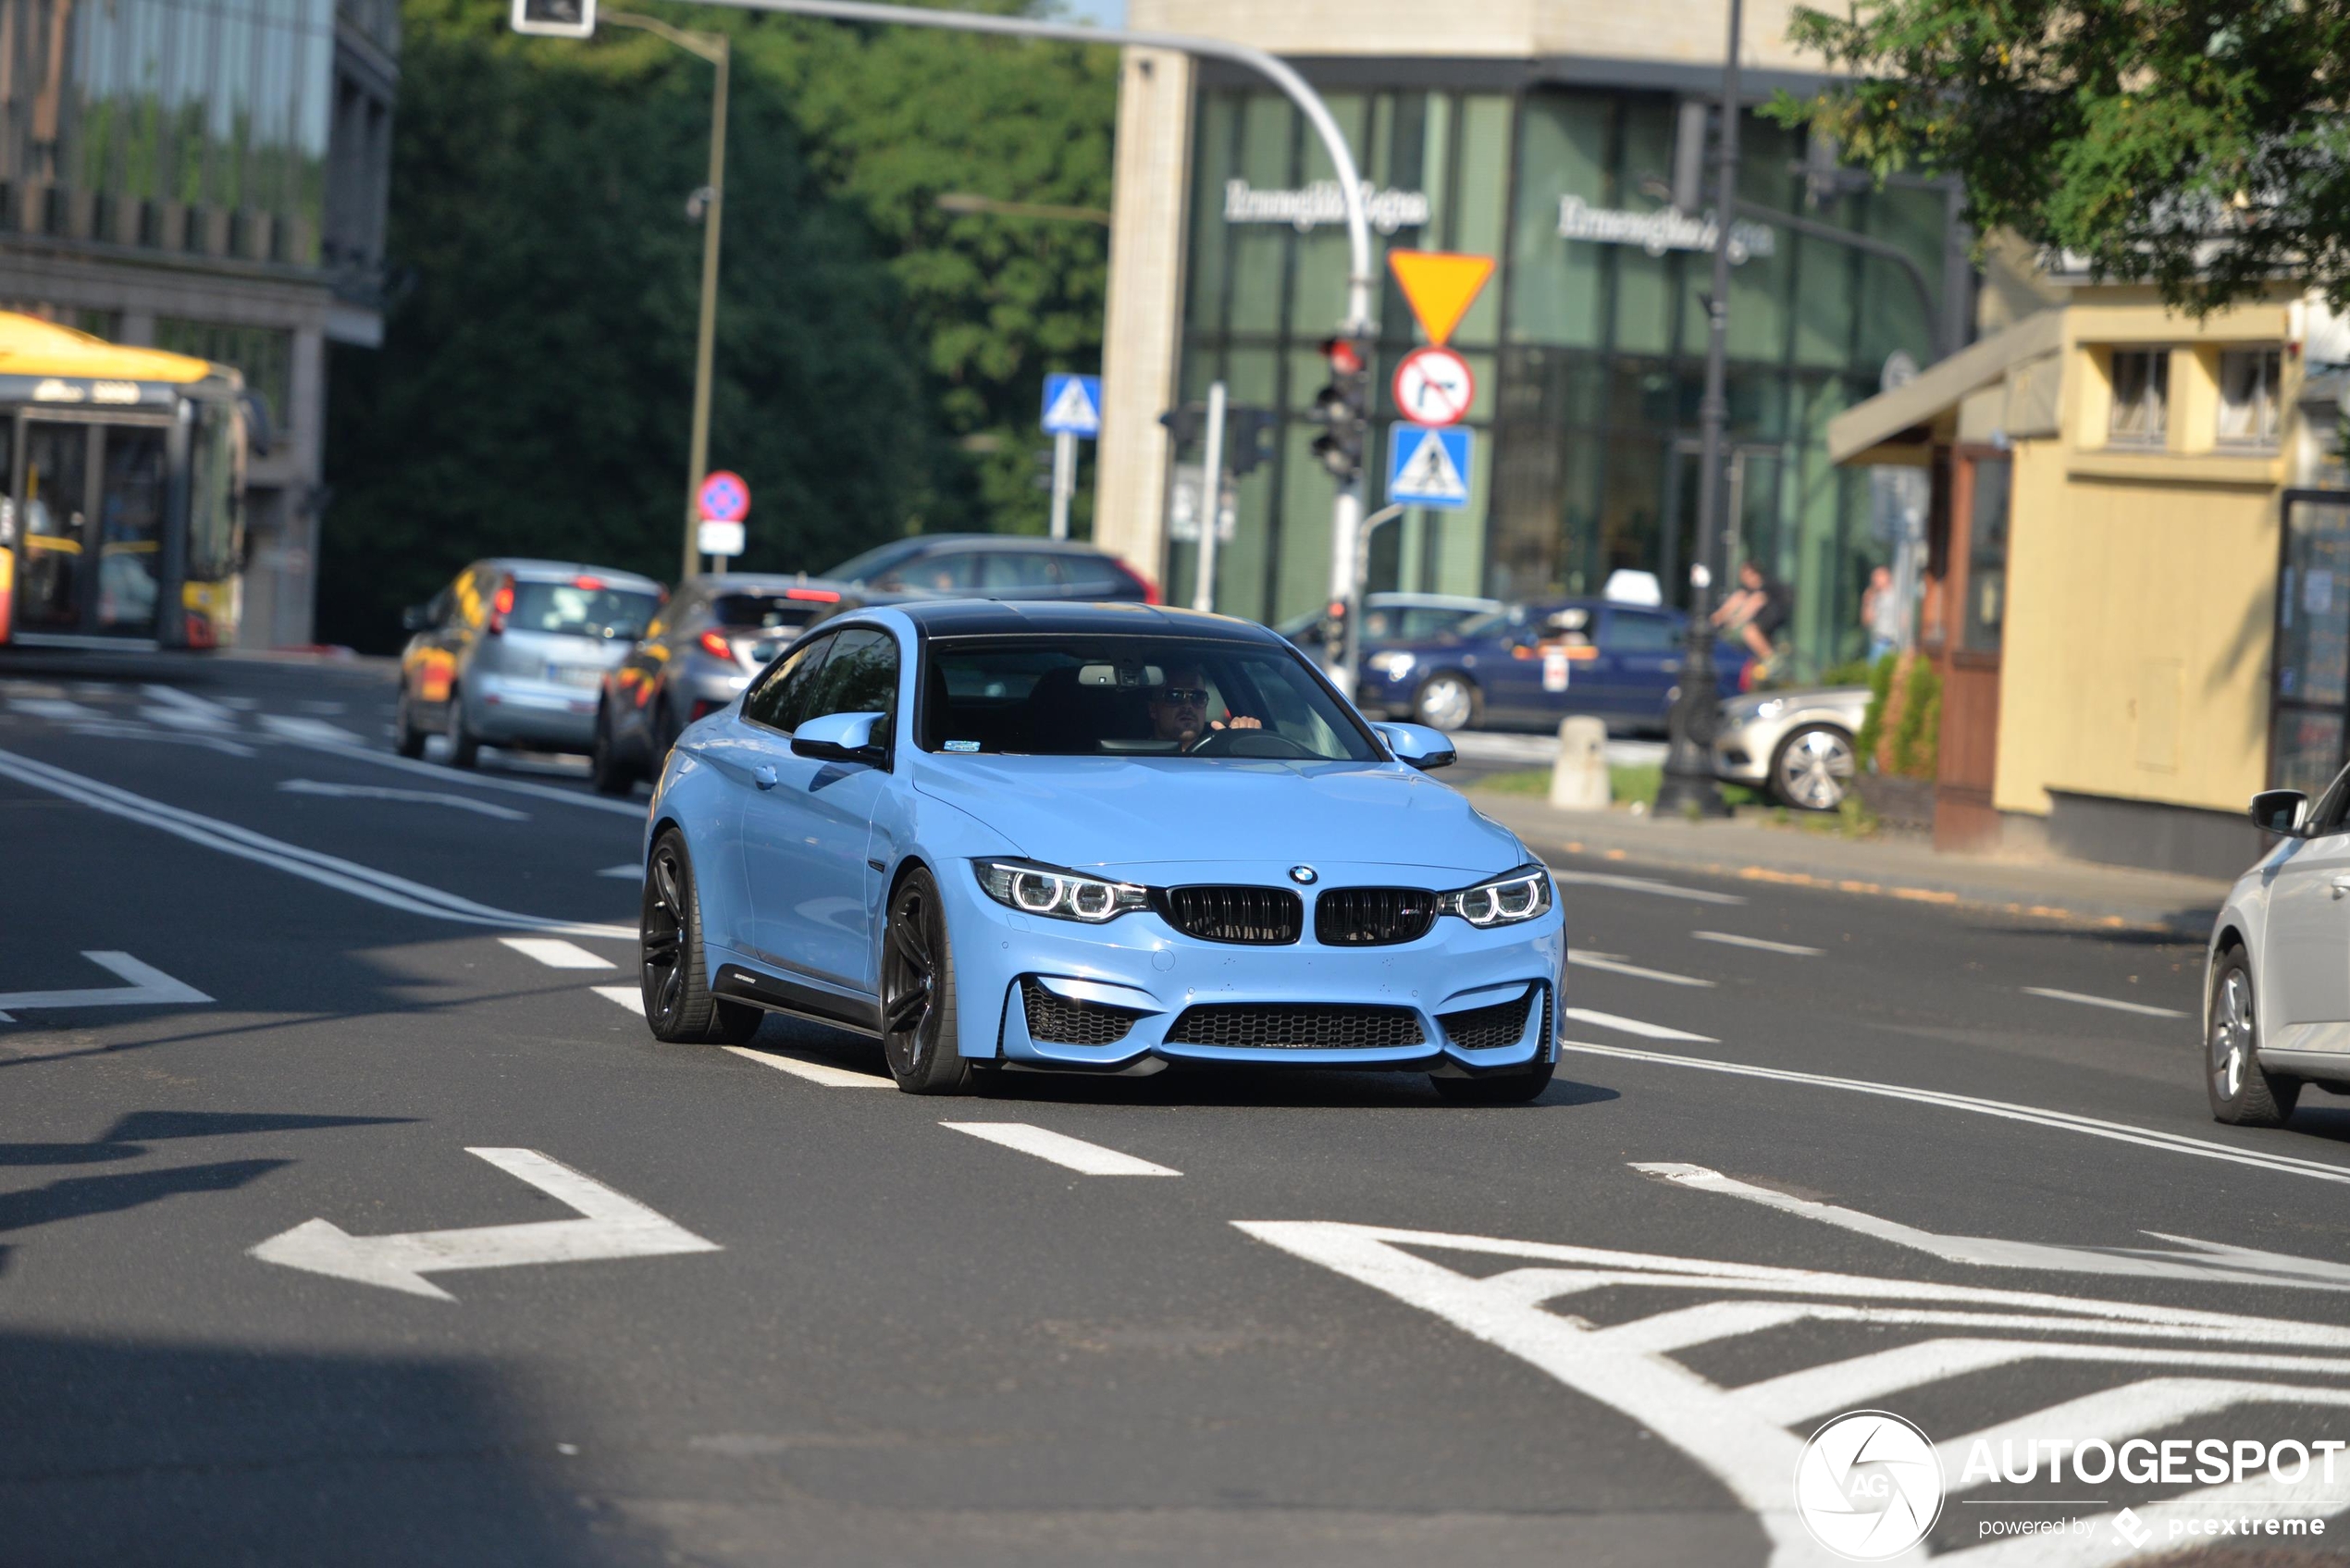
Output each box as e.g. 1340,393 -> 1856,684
979,551 -> 1061,589
880,550 -> 978,594
1056,555 -> 1120,594
1604,611 -> 1679,653
800,628 -> 899,724
745,634 -> 835,733
425,585 -> 453,628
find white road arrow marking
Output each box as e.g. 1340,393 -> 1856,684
499,936 -> 614,970
943,1121 -> 1180,1176
1634,1162 -> 2350,1293
250,1146 -> 719,1301
278,777 -> 529,821
0,951 -> 211,1022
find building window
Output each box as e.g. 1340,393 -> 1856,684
2217,347 -> 2283,449
2107,350 -> 2170,447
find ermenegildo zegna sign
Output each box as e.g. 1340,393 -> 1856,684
1555,195 -> 1776,264
1222,179 -> 1429,235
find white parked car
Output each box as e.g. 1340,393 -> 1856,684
2204,781 -> 2350,1126
1712,686 -> 1872,811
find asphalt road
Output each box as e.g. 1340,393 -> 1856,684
4,653 -> 2348,1568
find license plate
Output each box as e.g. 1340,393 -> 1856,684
548,663 -> 602,688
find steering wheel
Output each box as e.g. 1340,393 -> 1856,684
1187,725 -> 1315,759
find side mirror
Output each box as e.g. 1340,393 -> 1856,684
792,710 -> 888,766
2250,789 -> 2309,836
1374,722 -> 1456,772
401,604 -> 430,632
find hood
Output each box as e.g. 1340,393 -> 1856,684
909,754 -> 1524,877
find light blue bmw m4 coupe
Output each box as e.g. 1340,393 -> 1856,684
637,599 -> 1566,1102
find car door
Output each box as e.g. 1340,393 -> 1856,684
402,573 -> 470,723
1474,611 -> 1552,724
612,591 -> 680,757
1600,608 -> 1684,727
737,626 -> 900,994
2266,768 -> 2350,1049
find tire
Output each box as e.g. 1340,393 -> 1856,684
652,697 -> 684,768
589,704 -> 636,796
879,867 -> 972,1094
1413,672 -> 1481,733
1770,723 -> 1857,812
639,829 -> 761,1045
1431,1058 -> 1555,1105
391,685 -> 427,759
2208,948 -> 2300,1127
445,686 -> 481,771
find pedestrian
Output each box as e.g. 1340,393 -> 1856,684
1862,564 -> 1902,663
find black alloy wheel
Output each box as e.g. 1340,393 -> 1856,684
1431,1057 -> 1555,1105
391,685 -> 427,759
880,868 -> 971,1094
589,703 -> 635,796
445,686 -> 481,770
639,830 -> 761,1045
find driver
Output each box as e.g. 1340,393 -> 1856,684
1145,663 -> 1261,751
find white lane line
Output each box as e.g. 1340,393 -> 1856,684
1563,1006 -> 1716,1043
2023,985 -> 2187,1019
142,684 -> 235,718
598,864 -> 643,880
939,1121 -> 1181,1177
262,731 -> 646,818
1693,931 -> 1824,957
1563,1040 -> 2350,1189
259,714 -> 366,746
1572,952 -> 1714,988
1547,869 -> 1747,906
0,746 -> 631,939
278,777 -> 528,821
0,952 -> 212,1012
500,936 -> 617,970
593,984 -> 644,1015
721,1044 -> 894,1089
11,697 -> 105,721
141,685 -> 236,731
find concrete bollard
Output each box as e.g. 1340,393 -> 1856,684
1548,715 -> 1610,810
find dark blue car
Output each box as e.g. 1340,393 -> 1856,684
1354,599 -> 1750,735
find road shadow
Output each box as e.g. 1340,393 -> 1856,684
0,1330 -> 662,1567
750,1013 -> 1621,1110
0,1159 -> 289,1237
0,1111 -> 409,1167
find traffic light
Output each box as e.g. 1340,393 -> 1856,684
1226,408 -> 1278,476
512,0 -> 595,38
1307,335 -> 1370,481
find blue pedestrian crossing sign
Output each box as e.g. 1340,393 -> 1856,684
1041,374 -> 1103,438
1387,423 -> 1473,510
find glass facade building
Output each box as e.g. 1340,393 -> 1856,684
1168,70 -> 1962,675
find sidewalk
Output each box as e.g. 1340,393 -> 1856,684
1469,790 -> 2232,937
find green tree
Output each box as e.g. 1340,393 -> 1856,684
321,0 -> 1116,651
1774,1 -> 2350,315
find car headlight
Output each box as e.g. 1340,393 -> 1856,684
1367,650 -> 1416,680
973,858 -> 1148,923
1437,864 -> 1554,928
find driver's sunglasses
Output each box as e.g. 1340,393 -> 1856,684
1149,685 -> 1209,705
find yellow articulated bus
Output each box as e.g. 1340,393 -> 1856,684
0,312 -> 250,651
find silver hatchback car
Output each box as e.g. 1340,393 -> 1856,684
394,559 -> 665,766
1713,685 -> 1872,810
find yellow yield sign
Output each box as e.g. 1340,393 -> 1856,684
1387,250 -> 1494,347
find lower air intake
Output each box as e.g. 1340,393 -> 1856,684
1438,991 -> 1535,1051
1164,1004 -> 1425,1051
1021,979 -> 1144,1046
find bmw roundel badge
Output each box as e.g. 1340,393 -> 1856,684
1289,865 -> 1318,884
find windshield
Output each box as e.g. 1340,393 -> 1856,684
920,636 -> 1381,761
509,581 -> 659,640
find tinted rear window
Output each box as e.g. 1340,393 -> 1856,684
708,593 -> 821,633
509,582 -> 659,639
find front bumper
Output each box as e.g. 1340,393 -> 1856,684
1712,730 -> 1768,784
941,859 -> 1566,1074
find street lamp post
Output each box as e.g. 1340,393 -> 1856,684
602,11 -> 729,584
1654,0 -> 1744,820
